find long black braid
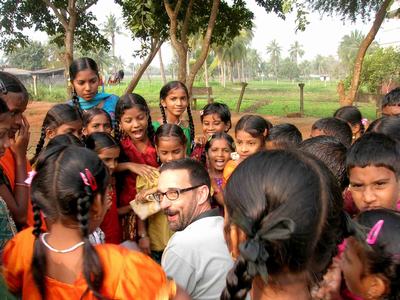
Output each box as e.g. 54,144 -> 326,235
77,186 -> 105,299
186,104 -> 195,151
220,256 -> 254,300
160,102 -> 167,124
30,126 -> 46,165
147,111 -> 156,146
31,199 -> 47,298
114,119 -> 122,143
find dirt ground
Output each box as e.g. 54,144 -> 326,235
25,101 -> 318,153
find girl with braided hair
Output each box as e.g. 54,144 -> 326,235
69,57 -> 118,123
113,94 -> 158,245
2,145 -> 187,299
30,104 -> 83,166
0,72 -> 31,229
154,81 -> 195,155
222,150 -> 352,300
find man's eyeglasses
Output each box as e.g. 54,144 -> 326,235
154,184 -> 203,202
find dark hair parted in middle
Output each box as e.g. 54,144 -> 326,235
31,104 -> 83,165
114,93 -> 155,144
346,132 -> 400,177
160,158 -> 211,191
85,132 -> 119,153
155,123 -> 187,147
159,81 -> 195,147
221,150 -> 351,299
235,115 -> 272,141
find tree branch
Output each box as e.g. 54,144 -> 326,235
181,0 -> 194,44
187,0 -> 220,90
174,0 -> 183,15
164,0 -> 175,19
41,0 -> 68,29
345,0 -> 392,104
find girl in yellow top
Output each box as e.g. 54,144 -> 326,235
223,115 -> 272,186
135,124 -> 187,263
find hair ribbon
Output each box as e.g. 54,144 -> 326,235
366,219 -> 384,245
238,217 -> 295,284
24,170 -> 37,185
79,168 -> 98,191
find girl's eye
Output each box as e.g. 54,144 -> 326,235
173,150 -> 182,154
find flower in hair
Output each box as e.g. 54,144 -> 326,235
366,219 -> 384,245
79,168 -> 98,191
24,170 -> 37,185
199,110 -> 204,116
361,118 -> 368,126
231,152 -> 240,161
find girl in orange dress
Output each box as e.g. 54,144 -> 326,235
2,145 -> 187,299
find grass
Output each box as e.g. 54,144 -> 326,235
31,78 -> 378,119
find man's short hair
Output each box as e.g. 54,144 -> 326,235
160,158 -> 211,189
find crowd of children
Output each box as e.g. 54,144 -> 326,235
0,57 -> 400,299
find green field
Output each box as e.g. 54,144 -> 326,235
33,79 -> 378,119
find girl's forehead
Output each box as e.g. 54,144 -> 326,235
167,87 -> 187,96
122,106 -> 147,116
203,113 -> 222,121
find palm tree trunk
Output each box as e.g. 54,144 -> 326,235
159,47 -> 167,84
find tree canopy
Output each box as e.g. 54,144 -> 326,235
0,0 -> 108,54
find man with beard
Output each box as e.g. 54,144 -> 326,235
157,158 -> 232,299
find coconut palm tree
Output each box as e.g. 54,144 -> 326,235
266,39 -> 281,81
289,41 -> 304,65
102,14 -> 124,59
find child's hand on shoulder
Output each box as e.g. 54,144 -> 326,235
194,135 -> 206,145
128,163 -> 158,181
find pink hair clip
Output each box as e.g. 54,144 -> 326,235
79,168 -> 98,191
366,219 -> 384,245
361,118 -> 368,126
24,170 -> 37,185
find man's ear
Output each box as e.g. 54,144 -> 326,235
362,274 -> 388,300
196,185 -> 210,205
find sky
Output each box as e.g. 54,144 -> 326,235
5,0 -> 400,68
